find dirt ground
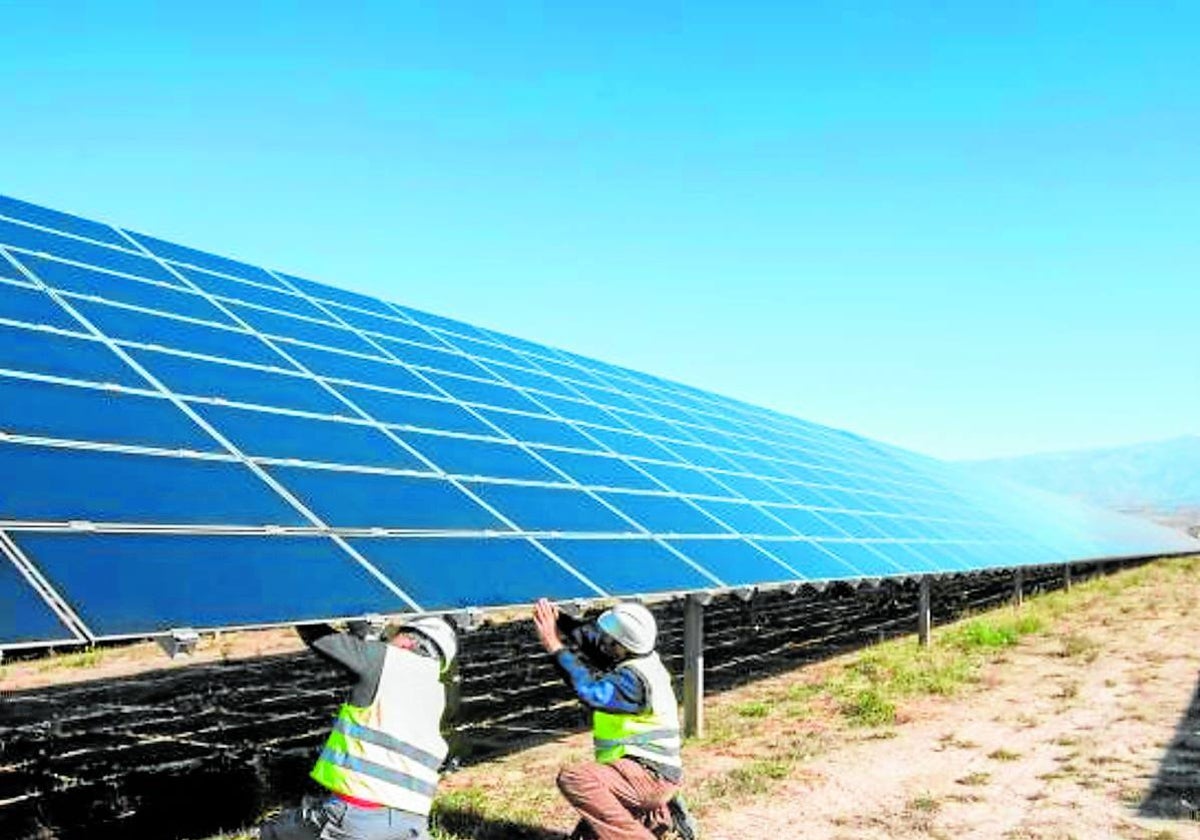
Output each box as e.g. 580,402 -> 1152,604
440,561 -> 1200,840
705,630 -> 1200,839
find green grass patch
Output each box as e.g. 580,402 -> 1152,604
840,687 -> 896,727
907,793 -> 941,813
819,633 -> 984,728
735,700 -> 772,718
701,757 -> 794,800
36,647 -> 104,671
785,681 -> 824,702
431,785 -> 562,840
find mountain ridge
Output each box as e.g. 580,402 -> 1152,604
965,435 -> 1200,532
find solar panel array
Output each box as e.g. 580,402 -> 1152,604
1,194 -> 1194,649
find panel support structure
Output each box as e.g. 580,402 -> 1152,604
1012,568 -> 1024,608
156,627 -> 200,659
1063,564 -> 1072,592
682,593 -> 710,738
917,576 -> 932,648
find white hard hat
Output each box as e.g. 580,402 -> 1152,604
397,616 -> 458,671
596,602 -> 657,655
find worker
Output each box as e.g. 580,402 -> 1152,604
258,615 -> 458,840
533,598 -> 699,840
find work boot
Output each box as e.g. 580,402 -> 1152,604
667,794 -> 699,840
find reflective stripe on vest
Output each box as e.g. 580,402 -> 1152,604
311,647 -> 448,814
592,652 -> 683,769
331,717 -> 444,771
315,746 -> 438,798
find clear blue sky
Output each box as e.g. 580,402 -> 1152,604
2,2 -> 1196,461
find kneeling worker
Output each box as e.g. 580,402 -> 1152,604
533,597 -> 698,840
259,615 -> 457,840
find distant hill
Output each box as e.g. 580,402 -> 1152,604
966,436 -> 1200,533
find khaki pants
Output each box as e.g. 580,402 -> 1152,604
557,758 -> 679,840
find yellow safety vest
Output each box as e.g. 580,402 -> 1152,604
310,646 -> 448,815
592,652 -> 682,771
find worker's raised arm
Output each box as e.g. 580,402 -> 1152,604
552,646 -> 650,713
296,622 -> 337,649
295,623 -> 379,679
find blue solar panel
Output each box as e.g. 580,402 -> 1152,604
0,218 -> 179,284
753,540 -> 862,580
489,364 -> 592,399
267,465 -> 504,531
327,304 -> 442,346
635,461 -> 734,497
395,304 -> 491,341
466,483 -> 632,532
586,425 -> 684,462
819,541 -> 905,577
0,195 -> 128,248
336,385 -> 496,435
0,279 -> 84,331
598,492 -> 727,535
530,392 -> 632,428
436,333 -> 530,370
71,299 -> 288,367
0,193 -> 1195,650
348,537 -> 597,608
16,253 -> 237,325
177,265 -> 330,319
11,532 -> 403,637
0,323 -> 147,387
131,348 -> 348,415
477,408 -> 600,450
690,499 -> 795,536
0,443 -> 306,526
763,505 -> 848,539
196,404 -> 426,471
379,337 -> 495,379
425,371 -> 549,414
229,302 -> 380,356
532,448 -> 661,492
126,230 -> 283,288
0,555 -> 78,646
709,471 -> 794,503
667,539 -> 799,586
396,430 -> 560,483
281,271 -> 394,314
287,343 -> 434,393
540,539 -> 714,594
0,376 -> 216,452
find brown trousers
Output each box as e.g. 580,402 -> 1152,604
557,758 -> 679,840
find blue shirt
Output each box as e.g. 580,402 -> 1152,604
553,622 -> 649,714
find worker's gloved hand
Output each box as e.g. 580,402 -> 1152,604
346,616 -> 385,640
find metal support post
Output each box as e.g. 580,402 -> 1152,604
682,593 -> 709,738
1063,564 -> 1072,592
917,576 -> 932,648
1013,568 -> 1024,608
